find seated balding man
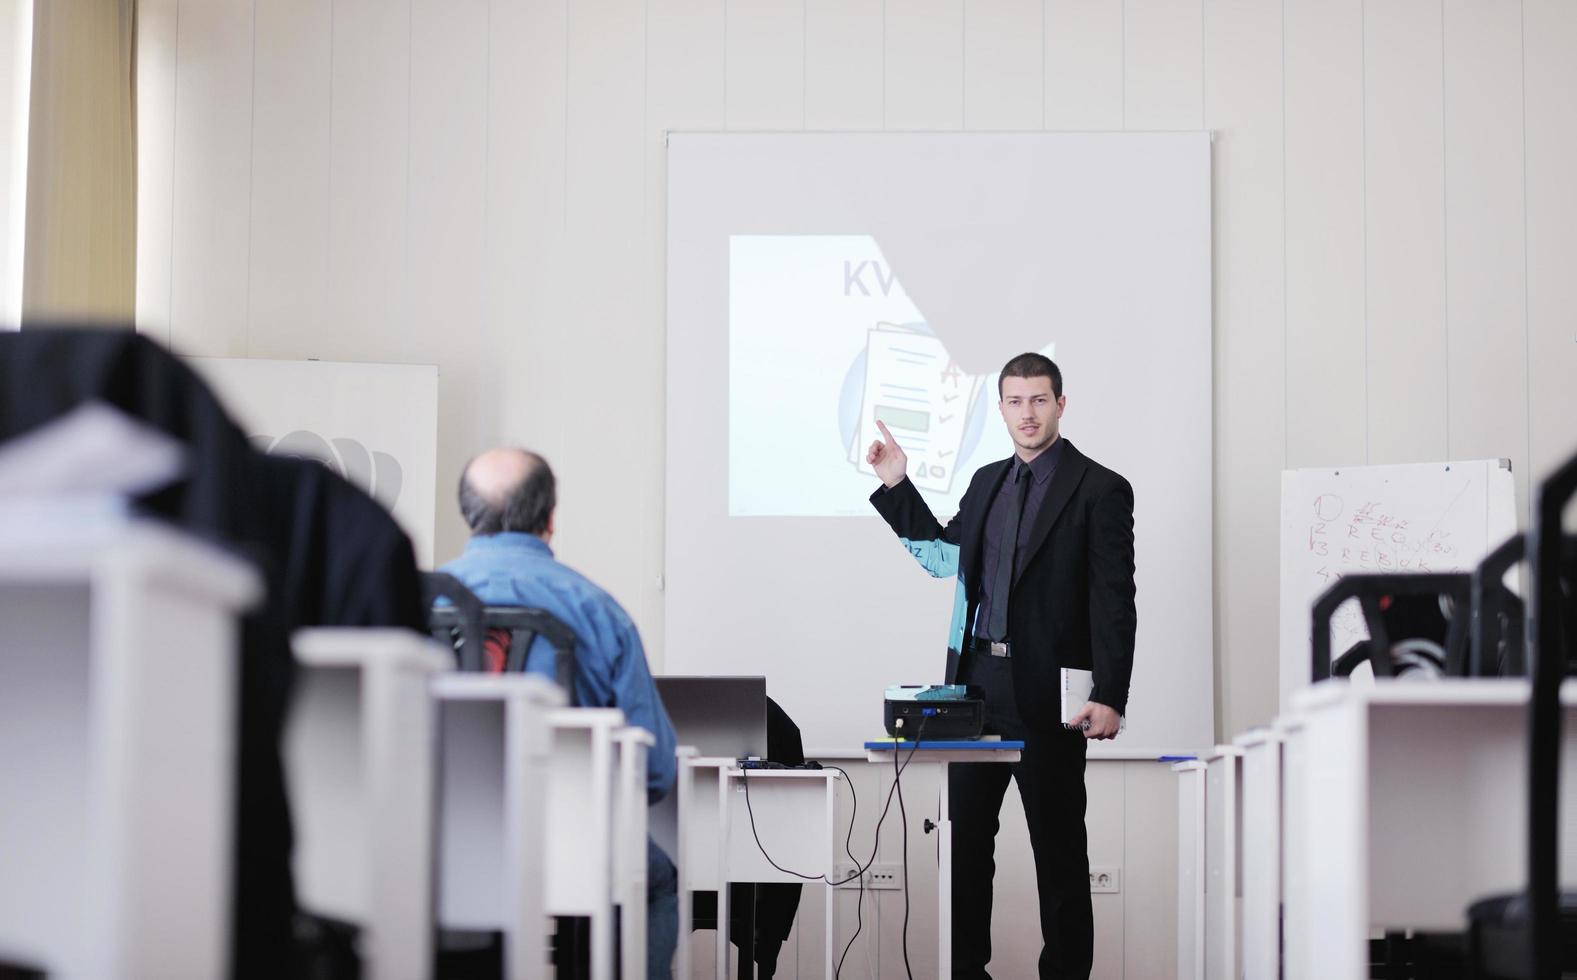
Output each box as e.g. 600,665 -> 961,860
440,448 -> 679,979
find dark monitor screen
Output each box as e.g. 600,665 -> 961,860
654,675 -> 768,760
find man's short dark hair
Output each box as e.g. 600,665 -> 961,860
458,452 -> 556,536
997,352 -> 1063,399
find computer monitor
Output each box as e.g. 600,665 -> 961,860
653,675 -> 768,760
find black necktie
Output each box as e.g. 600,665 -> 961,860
985,464 -> 1030,642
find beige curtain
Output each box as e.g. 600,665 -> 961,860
21,0 -> 136,324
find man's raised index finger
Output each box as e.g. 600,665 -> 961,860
875,419 -> 896,444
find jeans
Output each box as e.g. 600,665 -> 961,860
648,837 -> 679,980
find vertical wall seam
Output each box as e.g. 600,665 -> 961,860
722,0 -> 729,130
326,0 -> 335,330
483,0 -> 491,348
167,0 -> 182,348
561,0 -> 568,231
1282,0 -> 1289,468
1439,0 -> 1449,456
404,0 -> 413,334
1361,0 -> 1370,464
1520,0 -> 1531,514
244,0 -> 257,356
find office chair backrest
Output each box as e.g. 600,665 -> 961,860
1310,572 -> 1472,681
422,572 -> 487,672
1471,534 -> 1527,678
421,572 -> 581,704
477,606 -> 580,704
1526,450 -> 1577,977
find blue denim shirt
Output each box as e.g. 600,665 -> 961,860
441,532 -> 677,802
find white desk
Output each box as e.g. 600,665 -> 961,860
1203,745 -> 1243,980
668,753 -> 844,979
285,628 -> 451,980
1276,711 -> 1310,980
545,707 -> 626,980
865,739 -> 1023,980
666,748 -> 711,980
1285,678 -> 1577,980
1172,759 -> 1207,980
720,765 -> 842,977
433,674 -> 566,980
0,518 -> 260,979
1233,726 -> 1286,980
613,726 -> 656,980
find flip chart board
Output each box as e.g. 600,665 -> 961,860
1279,459 -> 1517,706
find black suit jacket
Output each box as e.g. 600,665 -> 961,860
870,438 -> 1137,721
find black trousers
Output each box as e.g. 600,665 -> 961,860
950,654 -> 1092,980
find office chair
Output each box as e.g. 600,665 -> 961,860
1471,534 -> 1528,678
1461,451 -> 1577,980
1310,572 -> 1472,682
421,571 -> 580,699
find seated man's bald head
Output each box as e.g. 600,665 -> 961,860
458,448 -> 556,537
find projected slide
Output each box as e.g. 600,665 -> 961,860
729,235 -> 1051,517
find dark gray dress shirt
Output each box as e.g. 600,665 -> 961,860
973,436 -> 1064,640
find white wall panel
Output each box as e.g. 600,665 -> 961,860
326,0 -> 410,352
1044,0 -> 1123,131
725,0 -> 804,131
645,0 -> 726,655
1283,0 -> 1365,469
804,0 -> 883,130
963,0 -> 1043,131
133,0 -> 177,340
1123,0 -> 1202,131
1523,0 -> 1577,495
408,0 -> 490,560
1442,0 -> 1527,526
561,0 -> 650,618
167,0 -> 253,354
1123,761 -> 1178,979
1204,0 -> 1284,738
490,0 -> 572,474
884,0 -> 964,130
1363,0 -> 1448,465
247,0 -> 331,356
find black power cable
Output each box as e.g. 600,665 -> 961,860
893,723 -> 914,980
735,718 -> 928,979
821,765 -> 865,978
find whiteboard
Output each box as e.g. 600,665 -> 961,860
665,132 -> 1213,755
1278,459 -> 1518,707
184,357 -> 439,566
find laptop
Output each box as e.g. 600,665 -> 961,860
653,675 -> 768,760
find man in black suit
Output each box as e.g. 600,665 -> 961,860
867,352 -> 1136,980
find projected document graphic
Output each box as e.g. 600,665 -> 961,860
729,235 -> 1050,517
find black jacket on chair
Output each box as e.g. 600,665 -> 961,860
0,328 -> 425,979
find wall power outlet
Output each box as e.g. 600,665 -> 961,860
1089,865 -> 1121,893
832,862 -> 903,890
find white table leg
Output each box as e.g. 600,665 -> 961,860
825,776 -> 837,979
676,757 -> 693,980
590,733 -> 615,980
716,772 -> 730,979
938,760 -> 951,980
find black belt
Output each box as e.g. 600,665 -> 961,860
969,637 -> 1011,658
